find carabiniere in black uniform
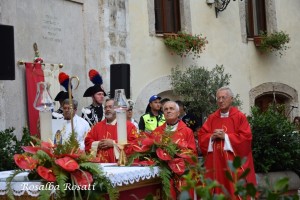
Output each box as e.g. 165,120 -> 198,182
81,104 -> 104,126
82,69 -> 107,127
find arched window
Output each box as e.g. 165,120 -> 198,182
250,83 -> 298,120
255,93 -> 288,113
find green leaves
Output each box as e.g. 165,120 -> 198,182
6,170 -> 25,200
258,31 -> 290,57
163,32 -> 208,59
159,166 -> 172,199
170,65 -> 242,117
54,131 -> 80,155
0,127 -> 31,171
249,105 -> 300,174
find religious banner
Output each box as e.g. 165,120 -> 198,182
25,62 -> 60,135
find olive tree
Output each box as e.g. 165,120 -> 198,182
170,64 -> 241,118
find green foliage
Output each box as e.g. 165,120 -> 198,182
179,157 -> 299,200
91,173 -> 119,200
248,105 -> 300,175
258,31 -> 290,57
163,32 -> 208,59
170,65 -> 242,118
53,131 -> 80,155
127,131 -> 197,199
7,131 -> 118,200
259,177 -> 299,200
6,170 -> 25,200
159,165 -> 172,199
0,127 -> 31,170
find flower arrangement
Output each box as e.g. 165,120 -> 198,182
6,132 -> 118,200
163,32 -> 208,59
127,130 -> 197,199
0,127 -> 31,171
255,31 -> 290,57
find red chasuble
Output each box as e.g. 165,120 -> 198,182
153,120 -> 197,199
85,120 -> 138,163
198,107 -> 257,199
154,120 -> 197,153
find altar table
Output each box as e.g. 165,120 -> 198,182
0,164 -> 162,200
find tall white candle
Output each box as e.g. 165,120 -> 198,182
116,109 -> 127,144
39,111 -> 53,142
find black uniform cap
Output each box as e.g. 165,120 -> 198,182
83,84 -> 107,97
54,91 -> 68,101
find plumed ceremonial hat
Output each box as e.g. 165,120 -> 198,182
54,72 -> 72,101
83,69 -> 107,97
54,91 -> 69,101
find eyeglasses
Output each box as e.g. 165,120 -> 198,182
216,96 -> 230,101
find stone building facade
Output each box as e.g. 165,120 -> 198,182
0,0 -> 299,136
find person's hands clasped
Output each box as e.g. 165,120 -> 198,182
98,139 -> 114,150
212,129 -> 225,140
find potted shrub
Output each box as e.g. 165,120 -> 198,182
0,127 -> 31,171
163,32 -> 208,59
248,105 -> 300,194
255,31 -> 290,57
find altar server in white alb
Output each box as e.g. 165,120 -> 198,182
53,99 -> 90,150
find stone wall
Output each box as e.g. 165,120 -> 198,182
0,0 -> 130,137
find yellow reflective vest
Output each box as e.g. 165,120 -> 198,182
140,113 -> 165,133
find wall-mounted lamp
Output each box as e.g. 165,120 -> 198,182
206,0 -> 243,18
216,0 -> 232,17
206,0 -> 215,5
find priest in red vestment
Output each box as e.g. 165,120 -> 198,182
198,87 -> 257,199
85,99 -> 138,163
153,101 -> 197,199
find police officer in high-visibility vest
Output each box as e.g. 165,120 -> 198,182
139,95 -> 165,133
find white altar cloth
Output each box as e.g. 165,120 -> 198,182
0,164 -> 160,196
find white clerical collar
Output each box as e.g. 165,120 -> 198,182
106,118 -> 117,125
166,121 -> 179,131
220,111 -> 229,118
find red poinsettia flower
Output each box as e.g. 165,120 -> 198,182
56,153 -> 81,159
168,158 -> 185,175
174,138 -> 188,149
141,137 -> 154,147
55,148 -> 83,159
72,170 -> 93,187
41,142 -> 55,157
22,146 -> 41,154
14,154 -> 38,170
176,149 -> 195,164
41,141 -> 55,148
138,159 -> 156,166
55,156 -> 79,172
156,148 -> 172,161
37,166 -> 56,182
132,144 -> 150,152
